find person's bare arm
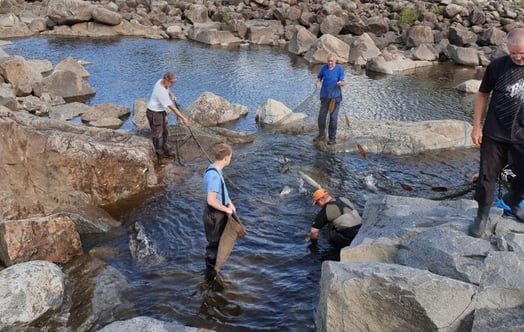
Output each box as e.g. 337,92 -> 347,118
168,104 -> 188,126
471,92 -> 489,146
207,191 -> 233,214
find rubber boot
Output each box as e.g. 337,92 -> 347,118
162,144 -> 174,158
468,205 -> 491,238
313,134 -> 325,144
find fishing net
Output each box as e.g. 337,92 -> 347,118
291,88 -> 352,129
293,89 -> 320,115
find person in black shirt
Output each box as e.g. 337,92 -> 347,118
469,28 -> 524,237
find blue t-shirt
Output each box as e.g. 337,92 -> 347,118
203,165 -> 230,205
318,64 -> 345,99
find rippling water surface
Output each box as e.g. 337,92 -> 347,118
6,37 -> 483,331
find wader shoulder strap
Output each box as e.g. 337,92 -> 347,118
205,167 -> 226,205
335,197 -> 355,215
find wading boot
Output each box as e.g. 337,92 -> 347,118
468,205 -> 491,238
156,152 -> 164,167
162,144 -> 175,158
313,134 -> 325,144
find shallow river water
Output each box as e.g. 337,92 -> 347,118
6,37 -> 484,331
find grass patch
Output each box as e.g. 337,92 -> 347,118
431,5 -> 444,15
399,7 -> 420,25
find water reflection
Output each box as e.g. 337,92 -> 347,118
6,37 -> 481,129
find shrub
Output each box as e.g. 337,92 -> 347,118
221,11 -> 231,24
398,7 -> 420,25
431,5 -> 444,15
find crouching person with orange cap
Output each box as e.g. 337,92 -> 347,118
310,188 -> 362,250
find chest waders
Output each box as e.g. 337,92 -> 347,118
325,197 -> 361,231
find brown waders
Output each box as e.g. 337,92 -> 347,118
146,109 -> 171,166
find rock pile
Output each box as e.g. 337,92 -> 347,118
1,0 -> 523,72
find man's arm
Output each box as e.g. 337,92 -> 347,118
470,92 -> 489,146
168,104 -> 189,126
207,191 -> 233,214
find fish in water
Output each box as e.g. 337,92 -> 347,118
278,157 -> 323,189
278,156 -> 292,174
279,163 -> 291,174
298,170 -> 322,189
280,185 -> 293,196
364,174 -> 378,192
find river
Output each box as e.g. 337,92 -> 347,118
5,37 -> 483,331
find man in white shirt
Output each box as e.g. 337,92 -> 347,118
146,71 -> 189,166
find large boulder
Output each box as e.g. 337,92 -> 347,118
184,4 -> 209,24
49,101 -> 91,121
41,20 -> 164,39
404,25 -> 434,47
47,0 -> 94,25
331,194 -> 524,331
304,34 -> 350,64
188,22 -> 242,45
366,54 -> 434,75
0,108 -> 158,220
0,83 -> 17,110
288,26 -> 317,55
455,79 -> 481,93
81,103 -> 130,128
0,261 -> 65,329
54,56 -> 90,78
36,69 -> 96,102
341,118 -> 474,154
447,45 -> 480,67
0,55 -> 33,96
0,13 -> 34,39
185,91 -> 248,126
60,255 -> 131,331
98,316 -> 198,332
132,97 -> 148,128
348,33 -> 381,66
255,98 -> 307,127
0,213 -> 83,266
92,6 -> 122,26
319,15 -> 345,36
317,261 -> 476,331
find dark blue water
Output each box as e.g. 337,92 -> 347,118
5,37 -> 481,331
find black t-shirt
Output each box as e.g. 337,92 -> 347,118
480,55 -> 524,143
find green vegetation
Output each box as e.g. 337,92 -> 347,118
221,11 -> 231,24
516,0 -> 524,7
431,4 -> 444,15
398,7 -> 420,25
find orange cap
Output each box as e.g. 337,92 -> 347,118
312,188 -> 328,205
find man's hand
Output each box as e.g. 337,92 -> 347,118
307,238 -> 319,253
470,126 -> 482,146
